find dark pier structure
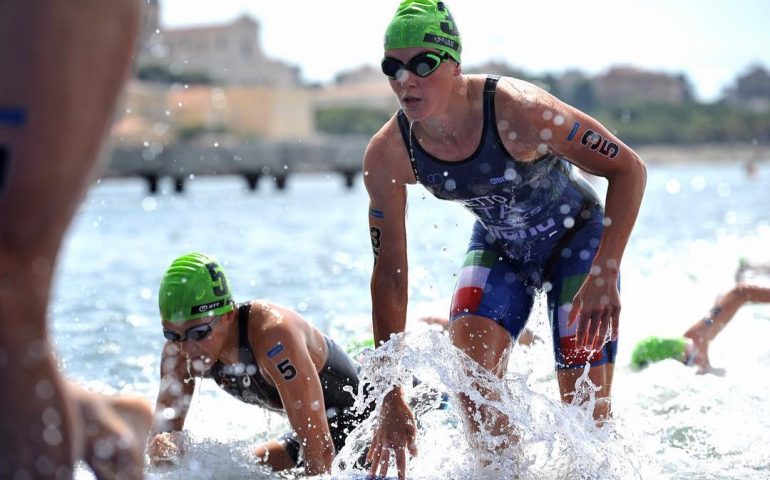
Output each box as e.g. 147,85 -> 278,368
104,136 -> 368,193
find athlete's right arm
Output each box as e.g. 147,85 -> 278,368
363,120 -> 412,347
363,120 -> 418,480
146,341 -> 196,466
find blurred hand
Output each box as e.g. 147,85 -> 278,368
147,431 -> 186,467
367,388 -> 417,480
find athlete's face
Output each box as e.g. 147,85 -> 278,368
384,47 -> 458,121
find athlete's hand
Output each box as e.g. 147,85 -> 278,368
367,388 -> 417,480
147,431 -> 186,467
568,270 -> 620,352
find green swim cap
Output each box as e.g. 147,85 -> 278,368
345,337 -> 376,357
158,252 -> 234,324
630,336 -> 687,370
384,0 -> 462,63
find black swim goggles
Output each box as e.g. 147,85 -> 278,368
163,316 -> 221,342
381,51 -> 451,79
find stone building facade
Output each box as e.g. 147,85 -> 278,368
137,1 -> 300,87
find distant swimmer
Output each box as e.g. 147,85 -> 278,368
631,261 -> 770,374
146,253 -> 372,477
744,159 -> 759,180
0,1 -> 149,477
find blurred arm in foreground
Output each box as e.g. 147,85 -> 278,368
0,1 -> 151,478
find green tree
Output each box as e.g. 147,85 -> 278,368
315,107 -> 393,136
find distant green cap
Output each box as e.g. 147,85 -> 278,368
345,337 -> 376,357
384,0 -> 462,63
630,336 -> 687,370
158,252 -> 234,324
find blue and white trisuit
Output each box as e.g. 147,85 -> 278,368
395,75 -> 618,369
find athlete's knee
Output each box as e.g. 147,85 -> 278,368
450,316 -> 512,375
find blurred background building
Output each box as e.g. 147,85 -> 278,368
109,0 -> 770,188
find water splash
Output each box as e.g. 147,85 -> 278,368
331,330 -> 645,480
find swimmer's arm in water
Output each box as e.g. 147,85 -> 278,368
255,326 -> 335,476
146,341 -> 196,465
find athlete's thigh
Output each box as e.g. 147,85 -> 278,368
449,243 -> 535,341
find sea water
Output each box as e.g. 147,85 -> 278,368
51,161 -> 770,479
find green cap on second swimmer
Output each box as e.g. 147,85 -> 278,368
158,252 -> 234,324
384,0 -> 462,63
630,336 -> 687,370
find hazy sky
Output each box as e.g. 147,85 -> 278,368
161,0 -> 770,102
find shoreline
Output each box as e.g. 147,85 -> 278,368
634,143 -> 769,164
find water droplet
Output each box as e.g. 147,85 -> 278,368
691,176 -> 706,191
35,455 -> 56,476
716,182 -> 731,197
42,425 -> 63,446
35,380 -> 54,400
142,197 -> 157,212
665,179 -> 681,194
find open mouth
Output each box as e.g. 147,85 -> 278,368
402,95 -> 421,107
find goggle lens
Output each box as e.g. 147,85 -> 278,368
163,330 -> 181,342
381,52 -> 447,79
163,317 -> 219,342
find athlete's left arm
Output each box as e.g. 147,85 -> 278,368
539,96 -> 647,350
255,326 -> 335,476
